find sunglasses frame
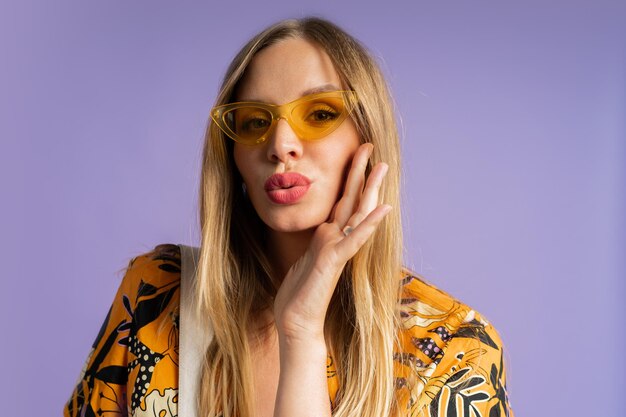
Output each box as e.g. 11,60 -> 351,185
211,90 -> 358,145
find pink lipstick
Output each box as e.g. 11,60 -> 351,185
264,172 -> 311,204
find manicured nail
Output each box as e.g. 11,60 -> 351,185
380,163 -> 389,177
374,163 -> 389,183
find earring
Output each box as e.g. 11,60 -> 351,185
241,182 -> 248,197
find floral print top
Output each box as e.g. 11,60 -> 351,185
64,244 -> 513,417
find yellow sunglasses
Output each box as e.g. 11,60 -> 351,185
211,90 -> 358,145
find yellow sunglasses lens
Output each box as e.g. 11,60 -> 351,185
225,107 -> 273,144
290,95 -> 347,139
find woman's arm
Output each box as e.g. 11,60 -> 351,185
272,143 -> 390,417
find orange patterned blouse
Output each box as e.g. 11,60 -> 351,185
64,244 -> 513,417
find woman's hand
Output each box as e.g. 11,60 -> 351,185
272,142 -> 391,343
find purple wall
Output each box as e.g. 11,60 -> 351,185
2,1 -> 624,416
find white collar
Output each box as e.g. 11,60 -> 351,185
178,244 -> 213,417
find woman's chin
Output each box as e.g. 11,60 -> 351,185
260,213 -> 327,235
265,222 -> 319,235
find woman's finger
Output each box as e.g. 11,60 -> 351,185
333,143 -> 373,225
335,204 -> 392,260
345,162 -> 388,228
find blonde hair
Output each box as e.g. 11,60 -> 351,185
196,17 -> 403,417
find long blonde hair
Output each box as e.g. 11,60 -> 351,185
196,17 -> 403,417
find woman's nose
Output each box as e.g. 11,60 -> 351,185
266,118 -> 303,163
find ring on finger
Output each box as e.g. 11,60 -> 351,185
342,225 -> 354,237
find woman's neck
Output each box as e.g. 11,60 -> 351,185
266,227 -> 315,282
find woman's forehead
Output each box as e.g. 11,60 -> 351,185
235,38 -> 344,103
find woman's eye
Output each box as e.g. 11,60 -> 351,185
242,117 -> 270,131
307,107 -> 339,123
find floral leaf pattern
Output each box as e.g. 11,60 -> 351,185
453,319 -> 499,350
429,367 -> 490,417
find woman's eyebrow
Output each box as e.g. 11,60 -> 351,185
300,84 -> 341,96
237,84 -> 341,104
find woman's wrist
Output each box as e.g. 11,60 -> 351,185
278,332 -> 327,356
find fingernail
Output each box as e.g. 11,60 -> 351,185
376,163 -> 389,183
381,163 -> 389,176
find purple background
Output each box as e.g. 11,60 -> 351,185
2,1 -> 624,416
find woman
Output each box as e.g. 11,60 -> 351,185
64,17 -> 513,417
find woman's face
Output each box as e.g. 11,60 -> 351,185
233,37 -> 362,233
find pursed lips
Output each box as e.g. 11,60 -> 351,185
264,172 -> 312,204
264,172 -> 312,191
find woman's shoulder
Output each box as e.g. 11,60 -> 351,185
121,243 -> 182,289
112,243 -> 183,328
396,267 -> 503,346
394,268 -> 513,416
120,242 -> 183,324
112,243 -> 183,316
